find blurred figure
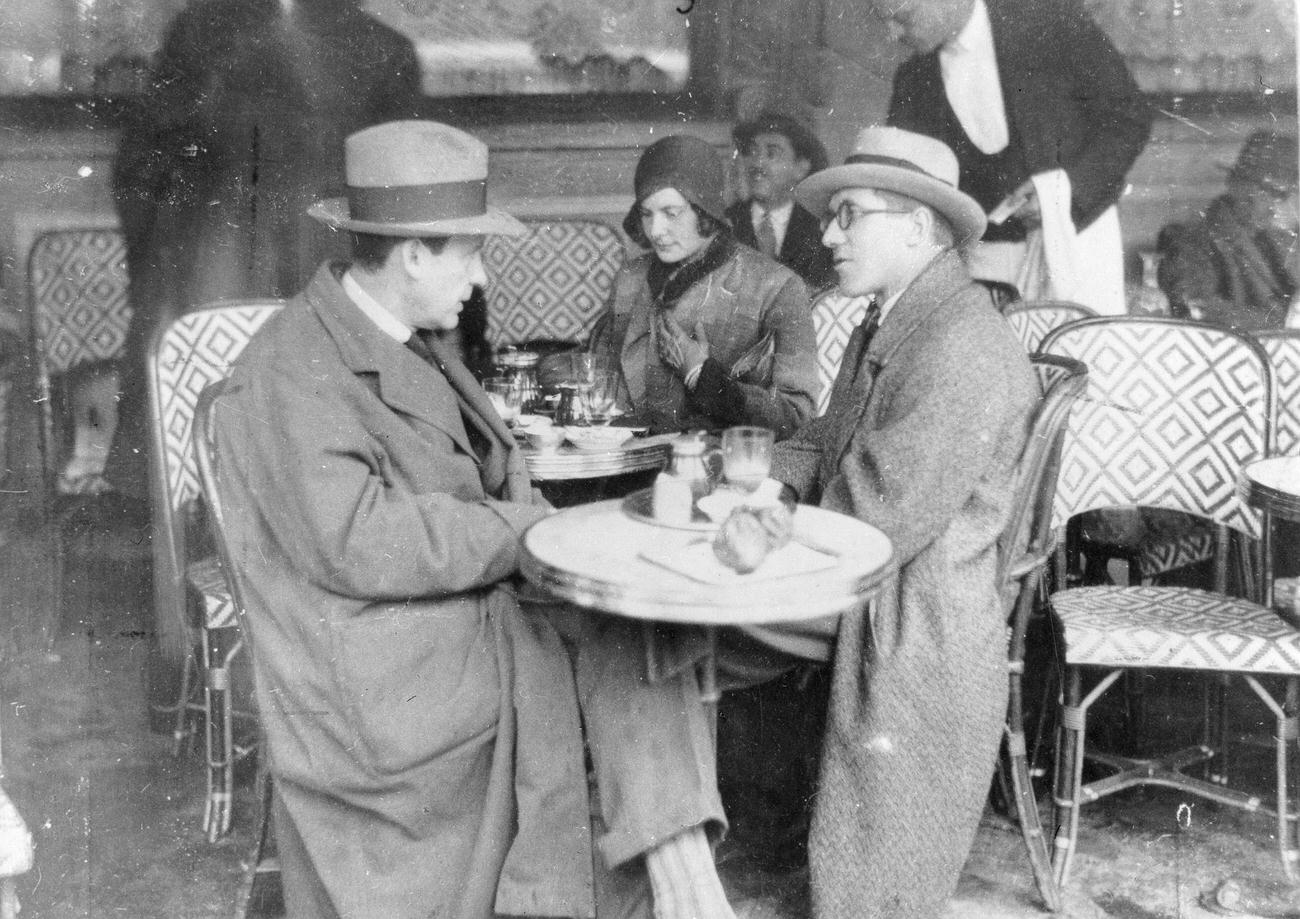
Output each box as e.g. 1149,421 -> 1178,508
727,111 -> 835,291
1158,130 -> 1300,330
877,0 -> 1151,314
106,0 -> 421,500
589,134 -> 818,438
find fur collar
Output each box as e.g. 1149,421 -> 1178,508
646,233 -> 737,309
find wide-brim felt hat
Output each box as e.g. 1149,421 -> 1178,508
622,134 -> 728,241
795,126 -> 987,247
309,120 -> 525,237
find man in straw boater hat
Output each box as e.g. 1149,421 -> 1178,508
767,125 -> 1038,917
207,120 -> 749,919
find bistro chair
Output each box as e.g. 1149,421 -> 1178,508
148,300 -> 282,841
1003,301 -> 1095,355
1037,317 -> 1300,884
996,354 -> 1088,913
26,228 -> 143,652
1008,306 -> 1219,589
482,219 -> 625,351
810,287 -> 872,416
195,380 -> 280,917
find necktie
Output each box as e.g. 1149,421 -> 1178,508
842,301 -> 882,390
756,210 -> 778,259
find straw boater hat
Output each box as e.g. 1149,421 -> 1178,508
795,126 -> 987,247
309,120 -> 525,237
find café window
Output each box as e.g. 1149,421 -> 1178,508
0,0 -> 693,98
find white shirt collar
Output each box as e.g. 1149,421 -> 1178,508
750,198 -> 795,250
342,269 -> 412,344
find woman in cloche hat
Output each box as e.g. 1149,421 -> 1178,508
587,134 -> 819,438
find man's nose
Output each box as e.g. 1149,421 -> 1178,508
469,252 -> 488,288
822,220 -> 843,247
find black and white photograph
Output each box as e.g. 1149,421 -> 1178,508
0,0 -> 1298,916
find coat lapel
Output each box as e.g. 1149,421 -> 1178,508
303,264 -> 481,462
823,252 -> 972,473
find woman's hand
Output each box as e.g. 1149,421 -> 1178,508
654,312 -> 709,380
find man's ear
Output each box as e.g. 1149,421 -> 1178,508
396,238 -> 425,278
906,206 -> 935,247
795,157 -> 812,181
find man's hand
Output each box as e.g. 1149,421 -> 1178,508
655,312 -> 709,381
989,178 -> 1040,227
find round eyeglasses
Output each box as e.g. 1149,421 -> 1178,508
820,201 -> 912,232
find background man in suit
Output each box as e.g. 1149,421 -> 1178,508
774,126 -> 1037,918
727,111 -> 836,291
876,0 -> 1151,313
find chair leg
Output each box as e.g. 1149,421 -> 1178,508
1005,726 -> 1062,911
170,642 -> 196,757
1277,678 -> 1300,882
203,628 -> 236,842
1053,667 -> 1128,888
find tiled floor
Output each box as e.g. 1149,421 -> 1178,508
2,505 -> 1300,918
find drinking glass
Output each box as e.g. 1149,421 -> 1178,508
483,376 -> 522,426
578,370 -> 620,425
721,426 -> 774,493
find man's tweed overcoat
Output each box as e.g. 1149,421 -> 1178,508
772,250 -> 1037,918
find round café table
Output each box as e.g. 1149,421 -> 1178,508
521,433 -> 674,482
519,497 -> 895,701
1241,455 -> 1300,616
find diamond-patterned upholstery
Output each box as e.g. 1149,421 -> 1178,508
1055,585 -> 1300,673
152,304 -> 282,521
811,288 -> 872,416
1041,318 -> 1271,540
1003,301 -> 1094,355
482,219 -> 625,348
28,230 -> 131,374
1256,330 -> 1300,457
185,556 -> 237,630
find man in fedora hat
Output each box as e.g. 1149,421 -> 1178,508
206,120 -> 745,919
1158,129 -> 1300,329
769,125 -> 1037,918
727,110 -> 836,291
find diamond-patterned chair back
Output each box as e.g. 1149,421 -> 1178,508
1040,317 -> 1273,539
1003,300 -> 1095,354
28,229 -> 131,375
26,229 -> 132,495
1255,330 -> 1300,457
482,219 -> 625,348
148,301 -> 282,645
810,287 -> 872,416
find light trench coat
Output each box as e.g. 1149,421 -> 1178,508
210,264 -> 594,919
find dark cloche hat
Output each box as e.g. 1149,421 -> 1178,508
622,134 -> 728,241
